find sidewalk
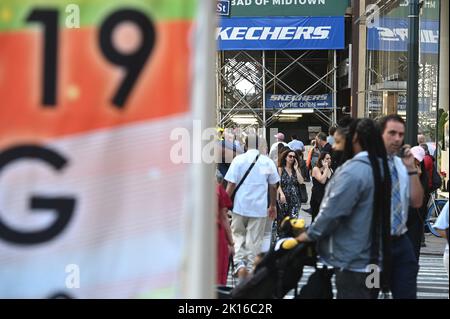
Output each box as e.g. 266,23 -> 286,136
421,233 -> 447,256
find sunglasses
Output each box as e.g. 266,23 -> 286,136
287,155 -> 295,158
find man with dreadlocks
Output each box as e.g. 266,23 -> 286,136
296,118 -> 391,299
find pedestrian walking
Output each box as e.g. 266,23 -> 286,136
433,201 -> 449,277
225,134 -> 279,281
310,152 -> 333,222
277,149 -> 305,221
379,114 -> 424,299
269,132 -> 288,164
296,118 -> 391,299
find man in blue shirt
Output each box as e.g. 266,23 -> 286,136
379,114 -> 424,299
288,135 -> 305,153
433,201 -> 449,277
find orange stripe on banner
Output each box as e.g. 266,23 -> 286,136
0,21 -> 192,149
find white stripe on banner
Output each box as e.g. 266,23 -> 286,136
0,115 -> 191,298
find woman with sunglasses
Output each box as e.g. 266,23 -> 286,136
277,150 -> 305,225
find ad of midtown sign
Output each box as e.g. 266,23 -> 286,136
227,0 -> 349,17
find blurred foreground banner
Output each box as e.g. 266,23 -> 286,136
0,0 -> 198,298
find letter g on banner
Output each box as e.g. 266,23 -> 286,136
0,145 -> 75,245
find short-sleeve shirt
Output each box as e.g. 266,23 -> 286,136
288,140 -> 305,152
434,201 -> 449,254
225,149 -> 280,218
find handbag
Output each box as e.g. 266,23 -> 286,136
299,183 -> 308,204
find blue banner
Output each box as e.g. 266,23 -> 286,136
368,93 -> 430,112
367,18 -> 439,54
266,94 -> 332,109
217,16 -> 345,51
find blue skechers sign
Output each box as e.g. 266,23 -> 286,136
266,94 -> 332,109
367,18 -> 439,54
217,17 -> 345,51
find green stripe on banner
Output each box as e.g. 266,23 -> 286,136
0,0 -> 198,31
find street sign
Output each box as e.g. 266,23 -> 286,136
229,0 -> 349,17
217,0 -> 231,16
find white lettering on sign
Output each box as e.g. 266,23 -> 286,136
245,27 -> 264,40
216,26 -> 331,40
231,0 -> 253,6
269,94 -> 328,102
400,0 -> 436,8
273,0 -> 326,5
231,0 -> 327,6
377,27 -> 439,44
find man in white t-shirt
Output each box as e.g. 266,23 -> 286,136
225,134 -> 280,279
433,201 -> 449,277
268,132 -> 288,164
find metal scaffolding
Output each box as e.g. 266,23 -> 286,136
216,49 -> 339,130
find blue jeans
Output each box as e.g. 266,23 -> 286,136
390,235 -> 418,299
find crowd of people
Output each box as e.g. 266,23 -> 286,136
214,115 -> 448,299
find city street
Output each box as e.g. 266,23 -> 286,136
226,221 -> 449,299
226,183 -> 449,299
284,236 -> 449,299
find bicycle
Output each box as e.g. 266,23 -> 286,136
424,192 -> 448,237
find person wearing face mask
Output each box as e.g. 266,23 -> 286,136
331,117 -> 357,169
296,118 -> 392,299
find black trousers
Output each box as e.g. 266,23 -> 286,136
390,235 -> 418,299
335,269 -> 380,299
310,199 -> 321,222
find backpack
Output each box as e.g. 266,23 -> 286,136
430,161 -> 442,192
296,266 -> 334,299
230,241 -> 316,299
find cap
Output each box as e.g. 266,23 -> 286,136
274,132 -> 285,141
410,146 -> 425,162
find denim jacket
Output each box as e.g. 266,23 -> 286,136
307,152 -> 382,271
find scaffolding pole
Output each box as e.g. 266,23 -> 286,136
262,50 -> 267,140
333,50 -> 337,126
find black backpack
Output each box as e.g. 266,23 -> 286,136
231,242 -> 316,299
296,265 -> 334,299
